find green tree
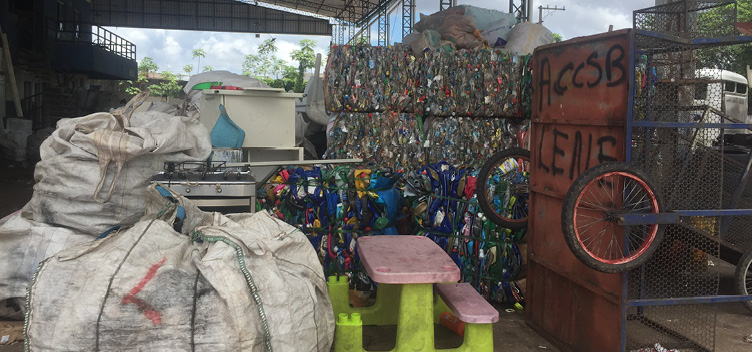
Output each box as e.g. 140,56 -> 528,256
291,39 -> 317,92
242,53 -> 262,77
258,38 -> 278,56
291,39 -> 317,73
696,2 -> 752,75
138,57 -> 159,77
282,65 -> 299,80
202,65 -> 213,72
120,76 -> 148,96
243,39 -> 279,79
148,71 -> 182,98
552,33 -> 563,43
192,49 -> 206,74
183,64 -> 194,77
294,62 -> 306,93
270,58 -> 287,79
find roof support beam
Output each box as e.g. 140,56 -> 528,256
92,0 -> 332,35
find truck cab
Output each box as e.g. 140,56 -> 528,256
695,69 -> 750,135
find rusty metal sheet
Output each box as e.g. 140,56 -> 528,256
527,30 -> 631,352
530,124 -> 625,198
735,22 -> 752,35
529,193 -> 623,294
528,261 -> 622,352
532,30 -> 631,125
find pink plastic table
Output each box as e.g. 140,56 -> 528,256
358,235 -> 461,284
355,235 -> 460,351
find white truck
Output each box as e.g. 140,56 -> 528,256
694,68 -> 749,135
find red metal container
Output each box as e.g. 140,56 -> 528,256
527,29 -> 631,352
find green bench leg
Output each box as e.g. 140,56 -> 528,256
462,323 -> 494,352
442,323 -> 494,352
334,313 -> 365,352
327,276 -> 401,326
395,283 -> 434,352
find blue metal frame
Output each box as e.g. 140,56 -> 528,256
620,28 -> 638,352
620,210 -> 752,226
627,295 -> 752,306
620,26 -> 752,352
675,209 -> 752,216
619,213 -> 680,225
633,121 -> 752,129
633,29 -> 752,48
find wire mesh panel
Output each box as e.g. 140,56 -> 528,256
625,1 -> 752,349
634,1 -> 738,38
721,152 -> 752,250
626,304 -> 718,352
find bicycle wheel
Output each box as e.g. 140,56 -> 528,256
734,249 -> 752,313
476,148 -> 530,229
561,162 -> 665,273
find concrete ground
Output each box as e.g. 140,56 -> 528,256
1,163 -> 751,351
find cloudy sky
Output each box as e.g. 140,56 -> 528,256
107,0 -> 656,76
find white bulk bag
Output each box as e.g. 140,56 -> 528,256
26,92 -> 212,235
25,185 -> 334,352
501,22 -> 555,56
0,210 -> 91,305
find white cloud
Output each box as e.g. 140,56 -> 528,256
108,1 -> 659,75
109,26 -> 333,75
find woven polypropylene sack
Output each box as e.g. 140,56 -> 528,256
26,92 -> 211,235
501,23 -> 554,56
0,210 -> 91,306
25,186 -> 334,352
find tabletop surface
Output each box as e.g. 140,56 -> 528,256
357,235 -> 460,284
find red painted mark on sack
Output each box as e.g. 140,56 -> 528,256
121,256 -> 167,325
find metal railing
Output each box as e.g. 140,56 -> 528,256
47,19 -> 136,61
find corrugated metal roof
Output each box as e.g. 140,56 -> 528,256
92,0 -> 334,35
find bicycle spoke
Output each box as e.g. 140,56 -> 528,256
571,169 -> 660,265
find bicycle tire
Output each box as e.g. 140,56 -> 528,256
476,148 -> 530,229
735,249 -> 752,313
561,162 -> 665,273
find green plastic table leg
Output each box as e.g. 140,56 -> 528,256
432,294 -> 452,324
460,323 -> 494,352
395,283 -> 434,352
327,276 -> 401,325
440,323 -> 494,352
328,276 -> 351,317
334,313 -> 365,352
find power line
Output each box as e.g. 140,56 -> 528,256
538,5 -> 565,24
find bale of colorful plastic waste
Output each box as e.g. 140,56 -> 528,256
326,112 -> 424,172
324,45 -> 533,118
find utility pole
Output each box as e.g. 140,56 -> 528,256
509,0 -> 530,23
538,5 -> 565,24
